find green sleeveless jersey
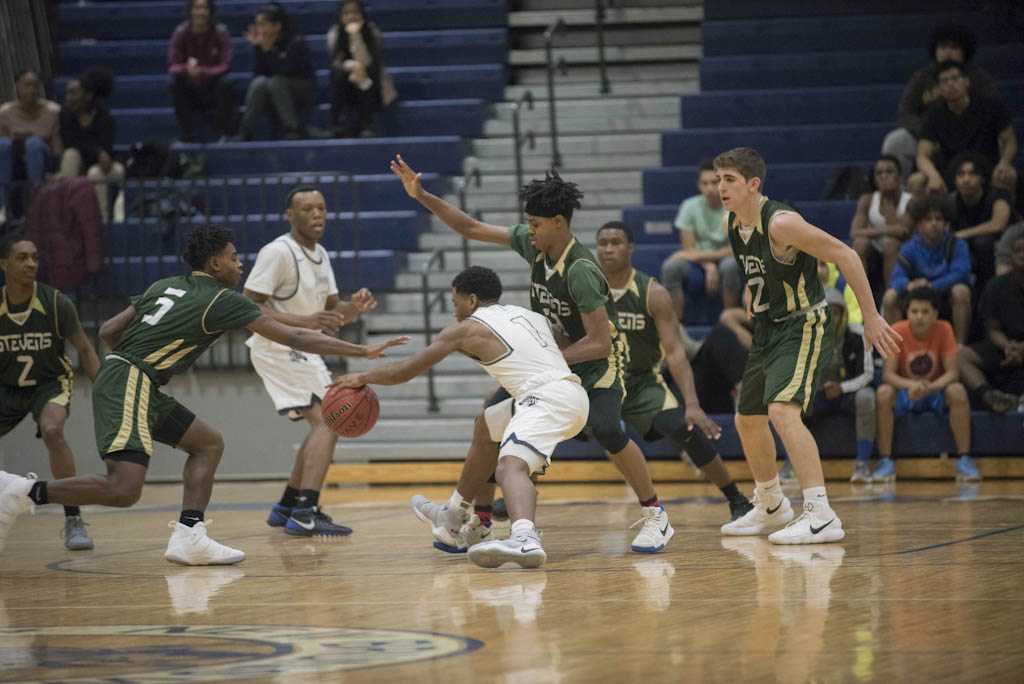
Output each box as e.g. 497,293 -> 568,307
728,196 -> 825,326
113,271 -> 261,385
508,224 -> 623,388
610,269 -> 663,379
0,282 -> 78,387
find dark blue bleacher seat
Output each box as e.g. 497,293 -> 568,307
58,29 -> 508,75
58,0 -> 507,40
705,0 -> 976,20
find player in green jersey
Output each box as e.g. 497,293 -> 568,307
391,154 -> 673,554
594,221 -> 753,521
0,235 -> 102,550
0,224 -> 407,563
714,147 -> 901,544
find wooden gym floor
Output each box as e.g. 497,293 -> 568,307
2,479 -> 1023,683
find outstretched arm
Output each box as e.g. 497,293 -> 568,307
391,154 -> 510,246
649,281 -> 720,439
246,315 -> 407,359
770,212 -> 902,359
330,324 -> 462,387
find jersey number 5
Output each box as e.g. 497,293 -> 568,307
142,287 -> 187,326
748,276 -> 770,314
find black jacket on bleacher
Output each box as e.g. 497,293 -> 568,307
253,33 -> 315,82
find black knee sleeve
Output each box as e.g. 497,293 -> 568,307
587,389 -> 631,454
652,408 -> 717,467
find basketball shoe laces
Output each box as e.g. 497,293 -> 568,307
629,506 -> 664,537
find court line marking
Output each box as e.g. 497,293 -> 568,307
873,523 -> 1024,556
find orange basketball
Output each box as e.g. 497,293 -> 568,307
322,385 -> 380,438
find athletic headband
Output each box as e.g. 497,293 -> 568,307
523,197 -> 565,219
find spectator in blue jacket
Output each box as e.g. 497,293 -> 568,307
883,194 -> 972,343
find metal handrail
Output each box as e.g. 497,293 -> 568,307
543,17 -> 567,170
510,90 -> 536,219
420,247 -> 447,412
595,0 -> 613,94
454,166 -> 482,268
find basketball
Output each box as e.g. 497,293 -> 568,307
321,385 -> 380,438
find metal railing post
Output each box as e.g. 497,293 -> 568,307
510,90 -> 536,218
596,0 -> 611,94
455,166 -> 481,268
421,248 -> 446,412
543,17 -> 567,170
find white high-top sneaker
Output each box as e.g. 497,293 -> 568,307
0,472 -> 36,553
721,490 -> 794,536
164,521 -> 245,565
468,530 -> 546,569
411,494 -> 469,548
768,501 -> 845,544
434,514 -> 493,554
630,505 -> 674,553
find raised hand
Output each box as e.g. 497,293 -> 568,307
863,312 -> 902,360
351,288 -> 377,312
390,154 -> 423,199
364,335 -> 410,359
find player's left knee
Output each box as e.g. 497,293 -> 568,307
495,454 -> 532,481
591,422 -> 630,454
766,401 -> 799,427
38,422 -> 64,444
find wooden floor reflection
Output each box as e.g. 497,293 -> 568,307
2,479 -> 1023,683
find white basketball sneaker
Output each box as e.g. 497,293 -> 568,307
468,530 -> 546,569
164,521 -> 245,565
411,494 -> 469,548
0,471 -> 36,553
433,514 -> 493,554
768,501 -> 845,544
721,490 -> 794,536
630,505 -> 674,553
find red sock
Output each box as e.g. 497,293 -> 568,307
474,505 -> 493,527
640,496 -> 660,509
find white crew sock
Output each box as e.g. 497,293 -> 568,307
755,475 -> 783,507
802,486 -> 832,515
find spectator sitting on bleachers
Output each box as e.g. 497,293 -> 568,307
958,232 -> 1024,413
56,67 -> 123,223
236,2 -> 317,141
820,261 -> 862,324
0,69 -> 62,209
849,155 -> 913,287
327,0 -> 397,138
167,0 -> 235,142
884,194 -> 972,344
995,219 -> 1024,277
949,151 -> 1020,293
911,61 -> 1017,197
660,159 -> 740,321
802,288 -> 876,484
883,24 -> 1002,182
875,286 -> 977,482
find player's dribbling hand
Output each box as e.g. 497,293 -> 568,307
351,288 -> 377,312
364,335 -> 410,359
685,406 -> 721,440
863,312 -> 902,359
308,310 -> 346,334
328,373 -> 363,389
390,155 -> 423,199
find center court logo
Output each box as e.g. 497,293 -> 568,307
1,624 -> 483,683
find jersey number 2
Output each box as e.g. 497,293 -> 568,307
748,276 -> 770,314
16,355 -> 36,387
142,287 -> 187,326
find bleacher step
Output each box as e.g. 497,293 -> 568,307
509,44 -> 700,67
472,132 -> 661,157
504,79 -> 697,101
509,7 -> 701,27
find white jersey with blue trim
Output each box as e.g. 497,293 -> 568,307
468,304 -> 578,399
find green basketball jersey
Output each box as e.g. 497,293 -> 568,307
610,269 -> 663,379
508,223 -> 623,389
113,271 -> 261,385
0,282 -> 78,388
728,196 -> 825,327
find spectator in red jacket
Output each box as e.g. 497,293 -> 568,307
167,0 -> 235,142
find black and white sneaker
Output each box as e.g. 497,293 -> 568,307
284,506 -> 353,537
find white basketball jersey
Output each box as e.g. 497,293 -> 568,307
245,234 -> 338,353
468,304 -> 577,399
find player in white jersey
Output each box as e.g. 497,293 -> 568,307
244,185 -> 377,537
330,266 -> 589,569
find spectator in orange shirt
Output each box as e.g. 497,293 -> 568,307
874,286 -> 977,482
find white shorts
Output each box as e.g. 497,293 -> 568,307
249,344 -> 332,420
484,379 -> 590,475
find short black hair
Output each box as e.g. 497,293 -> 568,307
948,151 -> 991,186
936,59 -> 968,78
452,266 -> 502,302
697,158 -> 715,174
597,220 -> 634,243
907,286 -> 940,311
78,66 -> 115,100
183,223 -> 234,269
186,0 -> 217,19
876,154 -> 902,175
285,185 -> 322,210
0,232 -> 30,259
928,24 -> 977,63
519,170 -> 584,222
909,193 -> 955,225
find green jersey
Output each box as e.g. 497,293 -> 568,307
113,271 -> 261,385
508,223 -> 623,391
0,282 -> 78,388
728,196 -> 825,330
610,269 -> 663,379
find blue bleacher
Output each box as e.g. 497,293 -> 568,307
120,173 -> 442,216
58,0 -> 507,39
58,29 -> 508,75
705,0 -> 976,20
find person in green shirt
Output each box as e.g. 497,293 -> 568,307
391,154 -> 674,554
0,234 -> 102,550
0,223 -> 407,564
715,147 -> 901,545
